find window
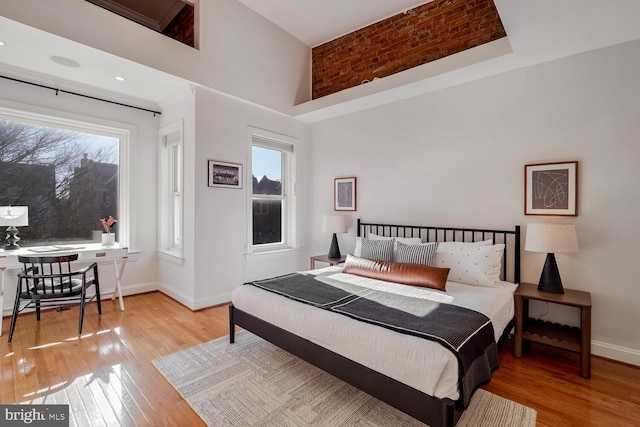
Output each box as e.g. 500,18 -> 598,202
0,107 -> 129,247
248,128 -> 296,252
158,121 -> 183,258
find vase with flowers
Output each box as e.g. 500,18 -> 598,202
100,215 -> 117,246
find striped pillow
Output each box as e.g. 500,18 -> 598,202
395,242 -> 439,266
360,238 -> 394,262
354,235 -> 422,257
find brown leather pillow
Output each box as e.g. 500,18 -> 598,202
342,254 -> 450,291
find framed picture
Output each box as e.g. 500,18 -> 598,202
208,160 -> 242,189
525,161 -> 578,216
334,177 -> 357,211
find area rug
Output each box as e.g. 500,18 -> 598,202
153,331 -> 536,426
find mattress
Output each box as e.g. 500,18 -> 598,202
231,266 -> 516,401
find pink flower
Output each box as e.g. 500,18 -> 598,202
100,215 -> 117,234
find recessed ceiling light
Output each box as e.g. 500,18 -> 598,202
49,55 -> 81,68
0,41 -> 6,46
114,76 -> 126,82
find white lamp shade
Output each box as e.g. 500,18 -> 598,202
525,223 -> 578,253
0,206 -> 29,227
322,214 -> 347,233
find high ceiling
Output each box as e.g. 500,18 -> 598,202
236,0 -> 432,47
0,1 -> 639,117
0,16 -> 188,111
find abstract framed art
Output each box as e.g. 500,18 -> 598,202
525,161 -> 578,216
334,177 -> 357,211
208,160 -> 243,189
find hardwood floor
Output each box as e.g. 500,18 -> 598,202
1,291 -> 639,426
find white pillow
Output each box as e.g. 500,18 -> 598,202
434,239 -> 493,265
433,243 -> 505,287
436,239 -> 493,250
354,234 -> 422,257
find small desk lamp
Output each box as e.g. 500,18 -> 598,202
322,214 -> 347,259
0,206 -> 29,250
525,223 -> 578,294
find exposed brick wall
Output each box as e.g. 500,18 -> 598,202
163,3 -> 195,48
312,0 -> 506,99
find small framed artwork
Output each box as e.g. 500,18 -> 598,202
208,160 -> 243,189
334,177 -> 357,211
525,161 -> 578,216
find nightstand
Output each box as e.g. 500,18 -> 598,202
514,283 -> 592,378
310,254 -> 347,269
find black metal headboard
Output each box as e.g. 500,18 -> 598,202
357,219 -> 521,284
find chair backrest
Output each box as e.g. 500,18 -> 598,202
17,254 -> 81,296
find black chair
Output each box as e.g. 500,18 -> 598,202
8,254 -> 101,343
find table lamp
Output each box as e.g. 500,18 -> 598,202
322,214 -> 347,259
525,223 -> 578,294
0,206 -> 29,250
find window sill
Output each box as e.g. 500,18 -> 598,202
157,249 -> 184,265
244,247 -> 302,262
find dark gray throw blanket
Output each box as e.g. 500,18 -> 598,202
245,272 -> 499,408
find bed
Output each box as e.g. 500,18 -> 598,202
230,219 -> 521,427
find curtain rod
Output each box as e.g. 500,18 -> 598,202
0,75 -> 162,116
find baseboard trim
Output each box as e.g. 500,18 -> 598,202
102,281 -> 159,298
155,286 -> 231,311
592,340 -> 640,367
192,294 -> 231,310
1,281 -> 161,318
157,285 -> 195,310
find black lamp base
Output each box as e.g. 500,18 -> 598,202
328,233 -> 341,259
3,226 -> 22,251
537,252 -> 564,294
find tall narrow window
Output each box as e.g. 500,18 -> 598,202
0,109 -> 126,246
159,121 -> 183,258
249,129 -> 296,252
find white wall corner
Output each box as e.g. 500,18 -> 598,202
157,83 -> 197,109
192,294 -> 232,311
157,286 -> 230,311
157,284 -> 196,310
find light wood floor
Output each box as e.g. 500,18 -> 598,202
1,291 -> 638,426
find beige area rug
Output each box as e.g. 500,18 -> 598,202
153,331 -> 536,427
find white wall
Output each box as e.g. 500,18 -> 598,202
193,87 -> 311,307
308,40 -> 640,365
157,86 -> 198,307
156,86 -> 310,310
0,76 -> 162,315
1,0 -> 310,114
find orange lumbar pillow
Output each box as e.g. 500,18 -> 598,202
342,254 -> 450,291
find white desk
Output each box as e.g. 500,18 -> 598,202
0,244 -> 128,337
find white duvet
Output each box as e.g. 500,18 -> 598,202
231,266 -> 516,401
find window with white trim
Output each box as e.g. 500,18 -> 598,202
158,121 -> 183,258
248,129 -> 296,252
0,107 -> 129,246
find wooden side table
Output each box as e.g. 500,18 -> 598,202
310,254 -> 347,269
514,283 -> 592,378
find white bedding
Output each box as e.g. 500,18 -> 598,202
231,266 -> 516,401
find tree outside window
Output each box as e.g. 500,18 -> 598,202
0,118 -> 119,246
